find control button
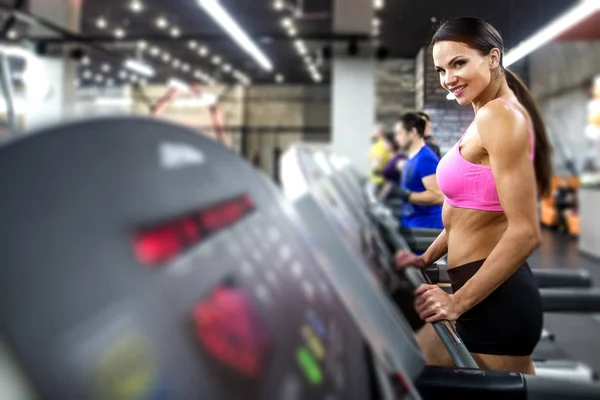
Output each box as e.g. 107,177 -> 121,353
301,325 -> 325,361
296,347 -> 323,386
192,286 -> 271,380
96,335 -> 160,400
306,309 -> 326,339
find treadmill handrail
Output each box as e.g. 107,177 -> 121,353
404,268 -> 479,369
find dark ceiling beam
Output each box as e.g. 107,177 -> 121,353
10,33 -> 373,45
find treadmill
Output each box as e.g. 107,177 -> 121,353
284,145 -> 598,381
0,119 -> 597,399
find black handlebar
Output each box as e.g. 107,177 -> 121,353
404,267 -> 479,369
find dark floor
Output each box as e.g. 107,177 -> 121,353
529,229 -> 600,373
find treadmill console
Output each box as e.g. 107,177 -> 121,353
0,118 -> 386,399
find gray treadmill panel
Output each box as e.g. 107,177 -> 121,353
0,118 -> 376,399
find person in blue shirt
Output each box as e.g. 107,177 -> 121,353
394,112 -> 444,229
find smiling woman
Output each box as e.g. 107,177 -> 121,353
395,17 -> 553,376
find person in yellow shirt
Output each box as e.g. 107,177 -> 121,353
368,124 -> 392,189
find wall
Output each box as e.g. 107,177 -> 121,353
244,85 -> 331,180
375,59 -> 416,129
529,41 -> 600,175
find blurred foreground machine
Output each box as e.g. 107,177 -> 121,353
0,120 -> 598,399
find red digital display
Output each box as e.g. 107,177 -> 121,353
133,194 -> 255,266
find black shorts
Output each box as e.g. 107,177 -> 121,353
448,259 -> 543,356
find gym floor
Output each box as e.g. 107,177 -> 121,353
530,229 -> 600,372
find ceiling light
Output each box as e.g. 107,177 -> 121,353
294,40 -> 307,55
124,59 -> 156,77
288,27 -> 297,36
374,0 -> 384,10
7,29 -> 17,39
82,70 -> 92,79
101,64 -> 111,73
199,46 -> 209,56
273,0 -> 284,10
276,74 -> 284,83
119,71 -> 128,79
170,27 -> 181,37
223,63 -> 232,72
169,78 -> 189,91
188,40 -> 198,49
282,18 -> 292,28
73,79 -> 80,87
150,46 -> 160,56
372,18 -> 380,27
95,74 -> 104,83
156,17 -> 168,29
212,55 -> 221,65
96,17 -> 108,29
114,28 -> 126,39
504,0 -> 600,67
172,59 -> 181,67
129,0 -> 144,12
197,0 -> 273,71
137,40 -> 148,50
81,56 -> 90,66
162,53 -> 171,62
182,63 -> 191,72
106,78 -> 115,86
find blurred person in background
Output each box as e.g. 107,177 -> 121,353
417,111 -> 442,159
368,124 -> 392,191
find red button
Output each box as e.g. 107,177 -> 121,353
192,287 -> 271,379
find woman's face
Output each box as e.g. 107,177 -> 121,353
432,41 -> 492,106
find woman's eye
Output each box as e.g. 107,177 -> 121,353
455,60 -> 465,67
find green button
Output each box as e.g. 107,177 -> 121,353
296,347 -> 323,385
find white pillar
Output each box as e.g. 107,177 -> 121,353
23,0 -> 81,131
331,0 -> 374,175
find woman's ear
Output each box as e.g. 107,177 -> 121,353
489,48 -> 501,70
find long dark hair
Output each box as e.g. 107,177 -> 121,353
400,112 -> 426,137
431,17 -> 552,196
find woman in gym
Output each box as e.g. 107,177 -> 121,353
395,17 -> 552,374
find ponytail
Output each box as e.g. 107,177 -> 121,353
504,68 -> 553,197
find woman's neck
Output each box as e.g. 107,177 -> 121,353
472,75 -> 511,114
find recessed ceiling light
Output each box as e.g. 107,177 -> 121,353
81,56 -> 90,66
170,27 -> 181,37
288,27 -> 297,36
130,0 -> 144,12
95,74 -> 104,82
6,29 -> 17,39
223,64 -> 232,72
101,64 -> 111,73
276,74 -> 284,83
137,40 -> 148,50
372,18 -> 380,27
173,59 -> 181,67
374,0 -> 384,10
182,63 -> 191,72
150,46 -> 160,56
106,78 -> 115,86
162,53 -> 171,62
281,18 -> 292,28
188,40 -> 198,49
212,56 -> 221,65
430,16 -> 437,23
119,71 -> 128,79
114,28 -> 126,39
199,46 -> 209,56
83,70 -> 92,79
156,17 -> 168,29
96,17 -> 108,29
273,0 -> 284,10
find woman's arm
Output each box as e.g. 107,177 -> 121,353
419,229 -> 448,267
453,101 -> 542,315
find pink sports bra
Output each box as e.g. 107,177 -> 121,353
436,99 -> 534,212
